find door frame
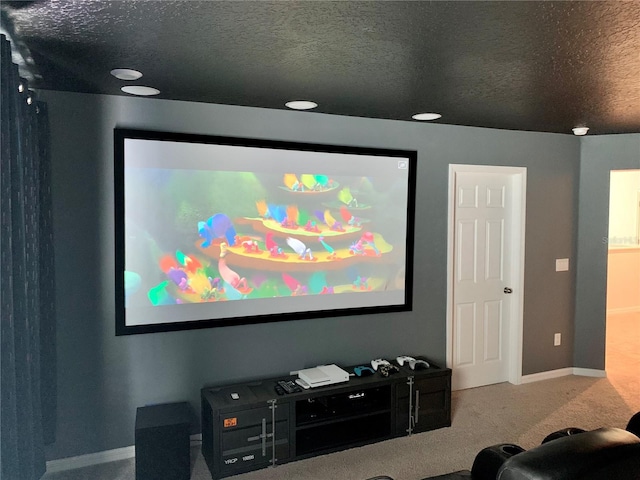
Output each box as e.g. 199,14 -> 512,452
446,164 -> 527,388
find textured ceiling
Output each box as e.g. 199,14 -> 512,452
2,0 -> 640,135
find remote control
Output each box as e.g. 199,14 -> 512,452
295,378 -> 311,389
277,380 -> 301,394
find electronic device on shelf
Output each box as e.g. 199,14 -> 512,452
297,364 -> 350,388
378,363 -> 400,377
396,355 -> 431,370
276,380 -> 302,394
371,358 -> 391,371
295,378 -> 311,389
409,359 -> 430,370
396,355 -> 415,366
353,365 -> 375,377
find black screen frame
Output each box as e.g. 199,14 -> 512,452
114,128 -> 417,335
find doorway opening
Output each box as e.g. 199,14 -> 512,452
605,170 -> 640,383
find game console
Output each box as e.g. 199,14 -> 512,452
297,364 -> 350,388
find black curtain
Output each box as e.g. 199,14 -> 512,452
1,34 -> 56,480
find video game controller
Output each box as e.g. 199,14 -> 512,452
371,358 -> 391,371
353,365 -> 375,377
396,355 -> 430,370
408,359 -> 430,370
379,363 -> 400,377
396,355 -> 416,366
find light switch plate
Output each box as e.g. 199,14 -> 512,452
556,258 -> 569,272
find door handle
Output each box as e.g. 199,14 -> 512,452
504,287 -> 513,294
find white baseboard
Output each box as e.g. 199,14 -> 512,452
573,368 -> 607,378
607,306 -> 640,315
46,446 -> 135,473
46,434 -> 202,473
520,368 -> 574,383
521,367 -> 606,384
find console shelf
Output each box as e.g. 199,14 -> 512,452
296,412 -> 392,456
295,409 -> 392,429
201,360 -> 451,479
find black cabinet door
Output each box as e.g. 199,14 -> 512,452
220,418 -> 289,476
215,404 -> 291,478
395,374 -> 451,434
412,375 -> 451,432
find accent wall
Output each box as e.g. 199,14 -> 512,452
41,90 -> 581,460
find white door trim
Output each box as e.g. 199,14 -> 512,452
446,164 -> 527,388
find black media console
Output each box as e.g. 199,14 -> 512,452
201,361 -> 451,479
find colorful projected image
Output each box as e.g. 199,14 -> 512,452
124,169 -> 408,309
115,129 -> 416,333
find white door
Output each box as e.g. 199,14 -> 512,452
448,166 -> 526,391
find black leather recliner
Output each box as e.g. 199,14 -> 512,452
495,427 -> 640,480
368,412 -> 640,480
422,417 -> 640,480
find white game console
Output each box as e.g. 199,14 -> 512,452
297,364 -> 350,388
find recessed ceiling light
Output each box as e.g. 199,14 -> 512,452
285,100 -> 318,110
572,126 -> 589,136
412,113 -> 442,121
121,86 -> 160,96
110,68 -> 143,81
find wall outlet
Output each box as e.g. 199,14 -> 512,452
554,333 -> 562,346
555,258 -> 569,272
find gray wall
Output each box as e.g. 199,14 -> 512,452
41,91 -> 581,459
574,135 -> 640,369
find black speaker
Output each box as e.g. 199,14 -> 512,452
135,402 -> 192,480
